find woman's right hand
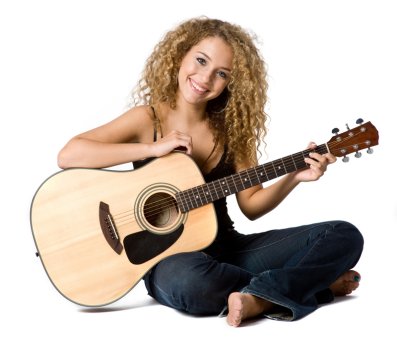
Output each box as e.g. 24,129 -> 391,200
151,130 -> 193,157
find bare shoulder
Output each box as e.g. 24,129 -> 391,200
119,105 -> 154,127
121,105 -> 155,142
123,105 -> 154,122
75,105 -> 154,143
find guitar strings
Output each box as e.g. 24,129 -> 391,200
112,134 -> 370,226
114,140 -> 328,219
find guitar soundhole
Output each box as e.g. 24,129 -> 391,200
143,192 -> 179,229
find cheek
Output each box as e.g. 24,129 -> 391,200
180,61 -> 197,79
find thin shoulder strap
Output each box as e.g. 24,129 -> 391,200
202,136 -> 219,168
151,106 -> 163,141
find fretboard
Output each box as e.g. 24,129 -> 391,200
176,143 -> 329,213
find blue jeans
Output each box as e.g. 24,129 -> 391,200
143,220 -> 364,320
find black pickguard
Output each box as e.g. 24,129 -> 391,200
123,225 -> 184,264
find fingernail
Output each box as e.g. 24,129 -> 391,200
353,275 -> 361,282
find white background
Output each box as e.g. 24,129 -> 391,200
1,0 -> 396,337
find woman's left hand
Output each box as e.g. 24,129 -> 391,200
294,142 -> 337,182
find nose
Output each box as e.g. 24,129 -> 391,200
199,68 -> 214,85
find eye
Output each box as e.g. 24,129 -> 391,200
217,70 -> 228,79
196,57 -> 206,65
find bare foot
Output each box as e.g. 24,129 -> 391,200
330,270 -> 361,296
226,292 -> 273,327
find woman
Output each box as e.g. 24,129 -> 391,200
58,17 -> 363,326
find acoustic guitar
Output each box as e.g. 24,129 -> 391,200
30,120 -> 379,307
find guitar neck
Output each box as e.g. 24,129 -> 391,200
176,143 -> 329,213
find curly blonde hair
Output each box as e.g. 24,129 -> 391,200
132,17 -> 269,166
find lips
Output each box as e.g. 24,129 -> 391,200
189,78 -> 208,94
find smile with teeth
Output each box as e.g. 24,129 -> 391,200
189,78 -> 208,94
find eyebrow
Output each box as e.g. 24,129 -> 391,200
197,51 -> 232,72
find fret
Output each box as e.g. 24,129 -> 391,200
318,144 -> 328,155
211,179 -> 222,199
280,157 -> 288,172
239,171 -> 252,189
246,171 -> 254,187
185,190 -> 195,210
253,166 -> 263,183
236,171 -> 246,190
210,181 -> 219,200
230,174 -> 240,194
175,192 -> 185,213
272,159 -> 287,176
264,162 -> 277,180
247,167 -> 261,186
296,150 -> 309,170
192,186 -> 202,208
200,185 -> 210,204
179,190 -> 192,212
226,175 -> 239,194
257,164 -> 269,182
287,154 -> 298,172
184,189 -> 193,208
177,191 -> 184,212
219,178 -> 231,197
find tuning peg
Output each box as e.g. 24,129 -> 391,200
342,155 -> 350,163
367,148 -> 374,154
332,127 -> 340,135
352,144 -> 362,158
345,123 -> 350,130
356,118 -> 364,125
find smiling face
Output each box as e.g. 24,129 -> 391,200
176,37 -> 233,110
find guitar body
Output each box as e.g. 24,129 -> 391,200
30,152 -> 217,307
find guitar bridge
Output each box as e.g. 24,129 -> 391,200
99,201 -> 123,254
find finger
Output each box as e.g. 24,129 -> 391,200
166,130 -> 192,145
305,156 -> 326,174
307,142 -> 317,150
324,152 -> 337,163
307,152 -> 334,168
307,152 -> 323,162
174,134 -> 193,154
304,154 -> 322,169
175,143 -> 192,155
308,161 -> 322,172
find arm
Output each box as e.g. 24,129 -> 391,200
57,105 -> 193,169
236,144 -> 336,221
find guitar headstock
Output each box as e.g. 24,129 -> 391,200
327,120 -> 379,161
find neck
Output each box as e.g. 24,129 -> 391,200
174,93 -> 208,123
176,143 -> 329,213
